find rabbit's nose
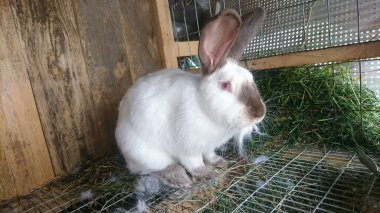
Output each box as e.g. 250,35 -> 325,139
239,83 -> 266,121
248,98 -> 266,121
253,99 -> 266,122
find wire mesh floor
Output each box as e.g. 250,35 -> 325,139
1,149 -> 379,212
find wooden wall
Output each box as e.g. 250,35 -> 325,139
0,0 -> 163,200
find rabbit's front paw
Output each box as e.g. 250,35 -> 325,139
153,164 -> 193,188
190,166 -> 218,181
204,152 -> 228,168
204,155 -> 227,168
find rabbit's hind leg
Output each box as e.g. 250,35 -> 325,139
152,164 -> 193,188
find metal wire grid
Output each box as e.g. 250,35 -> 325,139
235,0 -> 380,59
146,150 -> 380,213
349,59 -> 380,99
171,0 -> 380,59
312,58 -> 380,104
1,150 -> 379,212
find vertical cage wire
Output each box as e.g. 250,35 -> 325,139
356,0 -> 365,144
181,1 -> 194,57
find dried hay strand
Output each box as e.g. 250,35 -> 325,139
0,155 -> 137,212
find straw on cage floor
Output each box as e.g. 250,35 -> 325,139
1,149 -> 379,212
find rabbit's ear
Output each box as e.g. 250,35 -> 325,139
228,7 -> 265,60
199,9 -> 241,75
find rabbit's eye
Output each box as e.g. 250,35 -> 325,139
220,81 -> 232,92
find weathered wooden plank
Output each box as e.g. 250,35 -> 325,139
175,41 -> 380,70
10,0 -> 101,175
118,0 -> 162,79
0,0 -> 54,199
0,135 -> 14,199
245,41 -> 380,70
151,0 -> 178,69
177,41 -> 199,57
74,0 -> 132,153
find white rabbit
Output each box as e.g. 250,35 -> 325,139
116,8 -> 266,188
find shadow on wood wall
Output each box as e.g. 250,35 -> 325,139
0,0 -> 162,200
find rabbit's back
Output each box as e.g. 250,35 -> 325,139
115,69 -> 201,173
117,69 -> 200,133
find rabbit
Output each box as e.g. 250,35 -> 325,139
115,7 -> 266,188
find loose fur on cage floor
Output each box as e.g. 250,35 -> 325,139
1,150 -> 379,212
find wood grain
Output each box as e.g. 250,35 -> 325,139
118,0 -> 161,80
74,0 -> 132,153
0,0 -> 54,199
177,41 -> 199,57
151,0 -> 178,69
0,0 -> 166,199
74,0 -> 162,152
9,0 -> 101,175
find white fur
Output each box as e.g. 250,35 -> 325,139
234,125 -> 254,157
251,155 -> 269,165
79,190 -> 93,201
234,124 -> 266,157
115,60 -> 264,174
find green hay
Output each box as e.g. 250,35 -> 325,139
250,64 -> 380,152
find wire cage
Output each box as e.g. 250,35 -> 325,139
1,0 -> 380,212
1,150 -> 379,212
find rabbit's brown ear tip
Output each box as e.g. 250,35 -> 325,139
253,7 -> 266,17
220,8 -> 240,17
